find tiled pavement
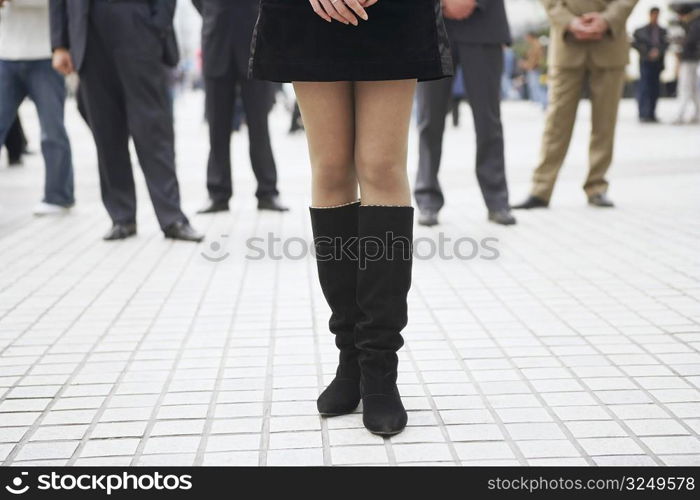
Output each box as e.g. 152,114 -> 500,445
0,93 -> 699,466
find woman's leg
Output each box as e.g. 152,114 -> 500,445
354,80 -> 415,206
352,80 -> 416,435
294,82 -> 363,417
691,63 -> 700,122
676,62 -> 692,123
293,82 -> 358,206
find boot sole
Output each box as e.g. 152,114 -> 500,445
368,429 -> 404,437
318,407 -> 359,418
320,412 -> 351,417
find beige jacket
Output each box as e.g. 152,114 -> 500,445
541,0 -> 639,68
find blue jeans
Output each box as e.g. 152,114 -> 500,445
0,59 -> 74,206
526,69 -> 548,109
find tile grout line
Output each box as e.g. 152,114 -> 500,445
257,214 -> 282,466
2,233 -> 161,465
401,289 -> 461,464
194,207 -> 251,465
412,252 -> 529,465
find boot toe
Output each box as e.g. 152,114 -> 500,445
317,378 -> 361,416
362,394 -> 408,436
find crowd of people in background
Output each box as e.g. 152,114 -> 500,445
0,0 -> 699,237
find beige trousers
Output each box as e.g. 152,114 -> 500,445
531,60 -> 627,202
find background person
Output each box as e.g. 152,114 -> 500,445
633,7 -> 669,123
193,0 -> 288,214
414,0 -> 515,227
674,5 -> 700,124
0,0 -> 74,216
520,31 -> 548,109
513,0 -> 639,210
49,0 -> 203,241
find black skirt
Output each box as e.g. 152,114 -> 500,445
249,0 -> 453,83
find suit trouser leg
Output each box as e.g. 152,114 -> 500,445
205,74 -> 236,203
79,30 -> 137,225
5,117 -> 25,163
240,79 -> 279,199
114,52 -> 186,229
649,64 -> 662,119
414,74 -> 452,212
531,66 -> 585,202
459,44 -> 509,211
584,65 -> 626,198
637,62 -> 651,119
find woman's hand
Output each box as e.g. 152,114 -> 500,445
309,0 -> 375,26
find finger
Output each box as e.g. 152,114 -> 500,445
319,0 -> 349,24
343,0 -> 368,20
309,0 -> 331,22
329,0 -> 359,25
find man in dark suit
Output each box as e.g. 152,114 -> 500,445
50,0 -> 203,241
633,7 -> 669,122
193,0 -> 288,214
415,0 -> 515,226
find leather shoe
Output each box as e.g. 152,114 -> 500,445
197,199 -> 229,214
511,195 -> 549,210
588,193 -> 615,208
103,223 -> 137,241
257,195 -> 289,212
417,209 -> 439,227
164,220 -> 204,242
488,209 -> 517,225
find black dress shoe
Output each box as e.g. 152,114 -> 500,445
197,200 -> 229,214
588,192 -> 615,208
103,223 -> 137,241
8,157 -> 23,167
511,195 -> 549,210
257,195 -> 289,212
488,209 -> 517,225
164,220 -> 205,242
417,209 -> 439,227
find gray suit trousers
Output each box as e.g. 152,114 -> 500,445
415,43 -> 509,212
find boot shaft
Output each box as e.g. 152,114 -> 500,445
355,206 -> 414,394
310,202 -> 361,377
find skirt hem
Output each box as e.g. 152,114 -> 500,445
249,58 -> 453,83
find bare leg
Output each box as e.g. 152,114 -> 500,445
354,80 -> 416,206
293,82 -> 358,207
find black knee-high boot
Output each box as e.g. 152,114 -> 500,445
310,202 -> 362,415
356,205 -> 413,435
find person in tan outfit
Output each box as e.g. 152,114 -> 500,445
513,0 -> 638,210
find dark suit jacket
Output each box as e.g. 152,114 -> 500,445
444,0 -> 512,45
50,0 -> 180,71
192,0 -> 260,78
632,23 -> 669,67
